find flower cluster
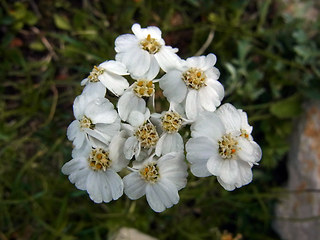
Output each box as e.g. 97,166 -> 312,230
62,23 -> 262,212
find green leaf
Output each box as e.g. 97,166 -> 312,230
29,41 -> 45,51
270,94 -> 302,119
53,14 -> 71,30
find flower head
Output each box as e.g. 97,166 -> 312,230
67,92 -> 120,149
122,115 -> 160,160
151,103 -> 189,157
115,23 -> 180,79
62,132 -> 129,203
159,54 -> 224,120
81,60 -> 129,96
123,152 -> 188,212
186,103 -> 261,190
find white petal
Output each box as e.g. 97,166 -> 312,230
84,98 -> 117,124
123,48 -> 150,77
217,177 -> 236,191
115,34 -> 138,52
99,60 -> 129,75
186,55 -> 206,69
237,138 -> 262,164
62,157 -> 86,175
157,152 -> 188,190
185,90 -> 199,120
159,70 -> 187,103
124,136 -> 139,160
146,25 -> 162,40
131,23 -> 143,39
81,77 -> 88,86
203,53 -> 217,70
216,103 -> 242,132
67,120 -> 79,141
155,133 -> 184,156
99,72 -> 129,96
191,111 -> 225,142
155,46 -> 181,72
127,110 -> 148,127
70,167 -> 91,191
206,155 -> 224,176
235,161 -> 253,188
86,171 -> 103,203
82,83 -> 106,100
109,132 -> 129,172
71,142 -> 91,159
103,170 -> 124,201
206,79 -> 224,101
198,85 -> 221,112
73,95 -> 86,120
117,90 -> 146,122
123,172 -> 147,200
238,109 -> 253,136
146,179 -> 179,212
215,159 -> 239,185
85,128 -> 111,146
186,137 -> 217,177
143,55 -> 160,80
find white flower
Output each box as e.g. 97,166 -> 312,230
67,92 -> 120,149
115,23 -> 180,79
81,60 -> 129,96
117,76 -> 155,126
123,152 -> 188,212
122,115 -> 159,160
186,103 -> 262,191
151,103 -> 190,157
159,54 -> 224,120
62,132 -> 129,203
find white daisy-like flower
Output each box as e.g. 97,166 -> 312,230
115,23 -> 180,79
62,132 -> 129,203
122,114 -> 160,160
186,103 -> 262,191
123,152 -> 188,212
151,103 -> 190,157
159,53 -> 224,120
117,76 -> 155,126
81,60 -> 129,96
67,92 -> 120,149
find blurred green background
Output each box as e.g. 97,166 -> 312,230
1,0 -> 319,239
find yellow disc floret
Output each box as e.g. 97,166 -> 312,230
240,129 -> 249,139
134,122 -> 159,148
88,148 -> 111,171
140,34 -> 161,54
133,79 -> 155,98
88,66 -> 104,83
79,116 -> 95,130
218,133 -> 238,159
182,67 -> 207,90
139,162 -> 159,183
161,111 -> 182,133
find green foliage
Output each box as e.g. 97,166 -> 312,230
1,0 -> 319,239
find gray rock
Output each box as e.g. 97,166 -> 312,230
274,102 -> 320,240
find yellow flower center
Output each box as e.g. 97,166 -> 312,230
182,67 -> 207,90
88,66 -> 104,82
161,111 -> 182,133
140,34 -> 161,54
134,122 -> 159,148
139,162 -> 159,183
133,79 -> 155,98
79,116 -> 95,130
88,148 -> 111,171
218,133 -> 238,159
240,129 -> 249,139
